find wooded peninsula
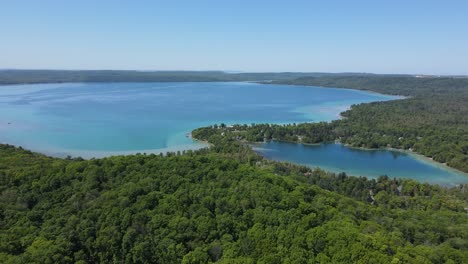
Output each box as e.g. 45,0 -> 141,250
196,75 -> 468,173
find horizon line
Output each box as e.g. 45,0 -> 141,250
1,68 -> 467,77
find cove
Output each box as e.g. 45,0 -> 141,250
253,141 -> 468,186
0,82 -> 398,157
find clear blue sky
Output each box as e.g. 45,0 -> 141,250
1,0 -> 467,74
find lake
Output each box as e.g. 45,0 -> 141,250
0,81 -> 465,184
253,141 -> 468,186
0,82 -> 397,157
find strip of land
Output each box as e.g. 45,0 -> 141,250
196,75 -> 468,173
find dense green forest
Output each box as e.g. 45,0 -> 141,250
1,139 -> 467,263
255,76 -> 468,172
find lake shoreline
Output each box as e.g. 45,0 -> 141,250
2,81 -> 464,185
257,81 -> 410,99
255,82 -> 468,176
249,140 -> 468,186
248,139 -> 468,178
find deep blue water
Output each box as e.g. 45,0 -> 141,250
253,141 -> 468,186
0,81 -> 465,185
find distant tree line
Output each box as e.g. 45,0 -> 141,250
0,70 -> 348,85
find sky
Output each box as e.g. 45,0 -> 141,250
1,0 -> 467,75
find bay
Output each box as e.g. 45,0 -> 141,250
2,81 -> 465,185
0,82 -> 397,157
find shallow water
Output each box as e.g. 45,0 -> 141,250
253,141 -> 468,186
0,82 -> 397,157
1,81 -> 465,185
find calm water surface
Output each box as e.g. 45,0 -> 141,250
253,141 -> 468,186
0,82 -> 396,157
1,81 -> 465,185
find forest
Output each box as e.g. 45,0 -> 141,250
248,76 -> 468,172
1,137 -> 467,263
1,74 -> 467,263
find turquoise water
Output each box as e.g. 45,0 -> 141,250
0,82 -> 397,158
253,141 -> 468,186
0,81 -> 465,184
